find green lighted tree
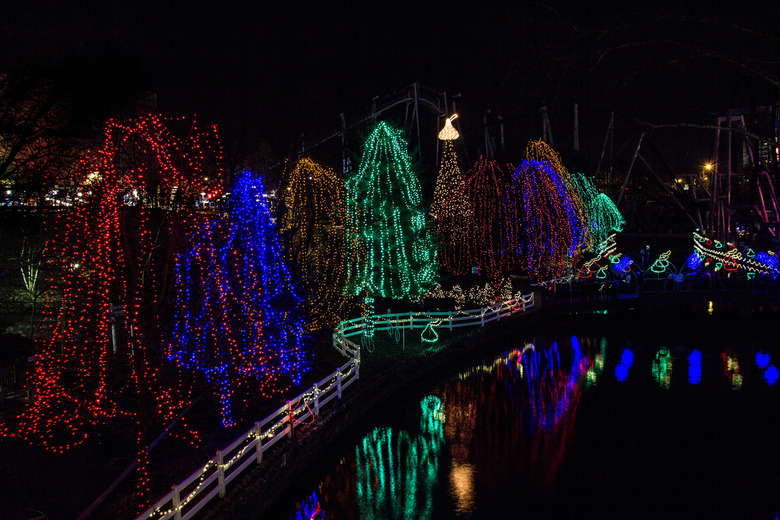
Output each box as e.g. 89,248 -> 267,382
346,121 -> 438,301
570,171 -> 625,247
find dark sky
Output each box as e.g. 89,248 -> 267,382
2,1 -> 778,170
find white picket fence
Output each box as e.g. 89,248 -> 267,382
136,291 -> 534,520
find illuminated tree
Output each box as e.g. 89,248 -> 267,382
463,156 -> 513,285
589,193 -> 625,245
168,171 -> 309,427
279,157 -> 361,330
346,121 -> 438,301
507,140 -> 591,283
430,115 -> 473,276
569,171 -> 600,205
3,115 -> 223,503
570,171 -> 624,247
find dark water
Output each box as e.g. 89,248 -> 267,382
277,313 -> 780,519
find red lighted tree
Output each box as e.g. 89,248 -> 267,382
4,115 -> 224,496
463,157 -> 514,285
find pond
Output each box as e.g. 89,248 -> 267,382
275,313 -> 780,519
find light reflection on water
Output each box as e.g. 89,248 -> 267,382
286,329 -> 780,519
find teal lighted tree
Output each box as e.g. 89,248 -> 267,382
570,171 -> 625,247
346,121 -> 438,301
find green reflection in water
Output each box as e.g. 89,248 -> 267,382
652,347 -> 673,389
355,395 -> 445,519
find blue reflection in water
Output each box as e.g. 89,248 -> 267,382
615,363 -> 629,382
291,490 -> 323,520
615,347 -> 634,382
511,338 -> 585,433
688,350 -> 702,385
287,331 -> 780,519
765,365 -> 779,386
756,351 -> 771,370
620,348 -> 635,368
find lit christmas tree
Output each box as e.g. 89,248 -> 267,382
463,156 -> 514,285
279,157 -> 362,330
346,121 -> 438,301
430,115 -> 474,276
168,171 -> 309,427
507,140 -> 591,283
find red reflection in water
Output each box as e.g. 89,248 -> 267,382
302,337 -> 600,519
442,340 -> 590,492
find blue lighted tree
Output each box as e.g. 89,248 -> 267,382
168,171 -> 309,427
506,141 -> 591,283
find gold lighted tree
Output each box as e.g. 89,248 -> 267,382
280,157 -> 362,330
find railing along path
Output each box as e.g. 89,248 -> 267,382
136,292 -> 534,520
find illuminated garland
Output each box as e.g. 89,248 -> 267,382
345,121 -> 438,300
279,157 -> 362,330
576,234 -> 618,280
168,171 -> 309,427
430,139 -> 473,275
463,156 -> 513,284
6,115 -> 222,455
692,232 -> 780,278
421,279 -> 511,309
645,250 -> 677,278
507,141 -> 591,283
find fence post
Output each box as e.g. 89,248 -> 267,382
254,421 -> 263,464
409,312 -> 413,329
313,383 -> 320,417
355,360 -> 360,380
337,372 -> 342,399
449,311 -> 453,331
217,450 -> 226,498
171,484 -> 182,520
287,400 -> 295,438
481,310 -> 485,327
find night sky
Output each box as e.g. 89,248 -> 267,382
1,1 -> 778,170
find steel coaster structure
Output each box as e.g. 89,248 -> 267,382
694,109 -> 780,241
288,82 -> 459,178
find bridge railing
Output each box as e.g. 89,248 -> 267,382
136,291 -> 534,520
336,292 -> 535,340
